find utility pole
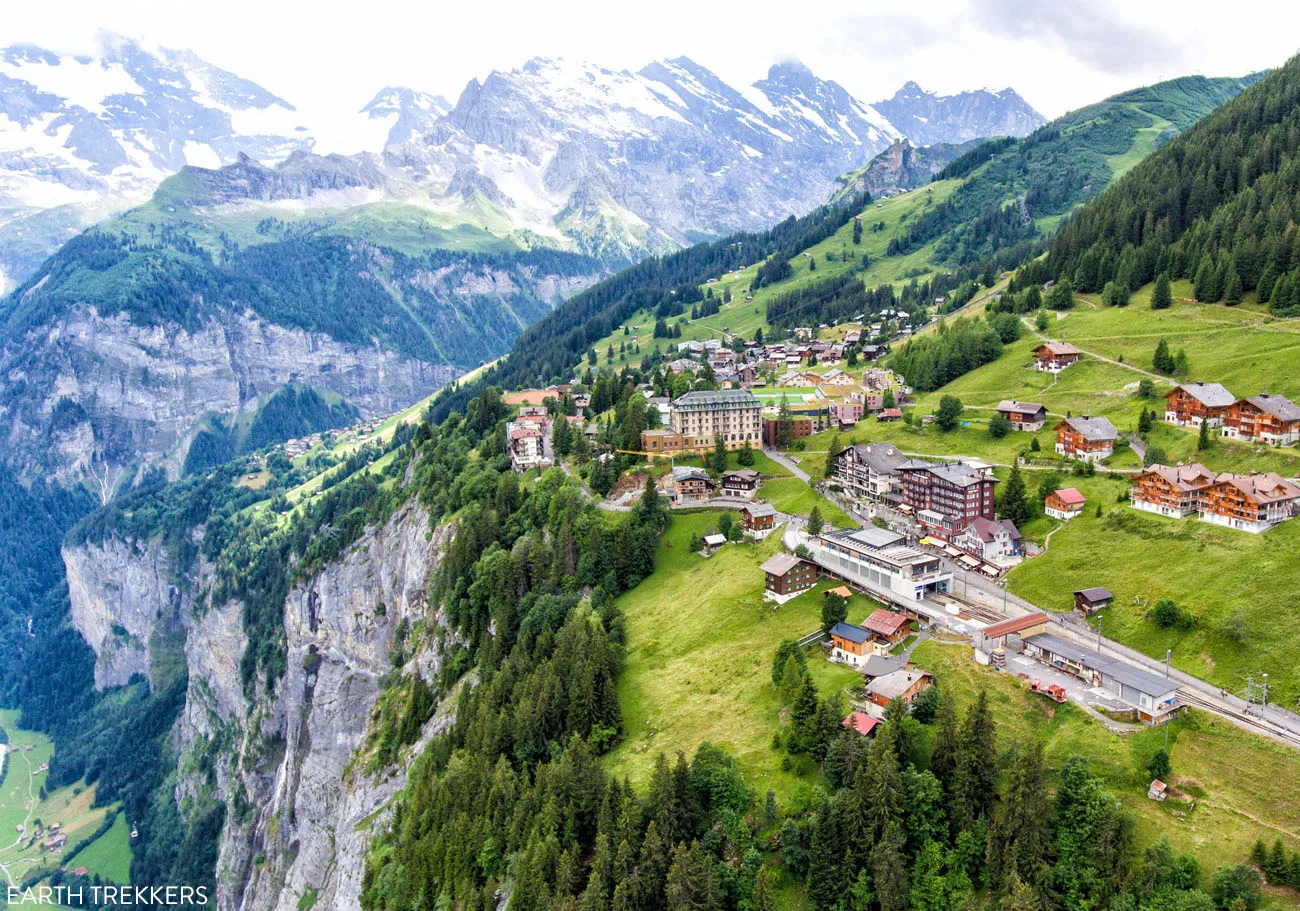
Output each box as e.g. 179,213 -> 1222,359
1164,648 -> 1172,679
1097,616 -> 1103,652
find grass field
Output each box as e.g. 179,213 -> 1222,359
917,641 -> 1300,889
605,511 -> 873,802
0,710 -> 128,887
72,812 -> 132,883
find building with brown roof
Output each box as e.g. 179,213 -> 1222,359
761,553 -> 817,602
1164,382 -> 1236,428
862,609 -> 911,645
1055,416 -> 1118,462
996,400 -> 1048,431
1200,472 -> 1300,533
1129,463 -> 1217,518
1032,342 -> 1081,372
721,469 -> 762,497
741,501 -> 777,539
864,666 -> 934,708
1221,394 -> 1300,446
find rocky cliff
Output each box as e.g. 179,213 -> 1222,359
64,496 -> 458,911
1,306 -> 456,494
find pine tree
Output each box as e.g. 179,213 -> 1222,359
1224,269 -> 1243,306
999,464 -> 1030,527
821,591 -> 848,634
929,695 -> 959,796
1152,273 -> 1172,310
987,742 -> 1051,894
750,871 -> 777,911
870,820 -> 909,911
1198,419 -> 1211,450
807,506 -> 825,536
1265,839 -> 1289,883
737,439 -> 755,466
789,675 -> 820,753
1194,254 -> 1220,302
807,799 -> 848,911
950,691 -> 997,830
1138,408 -> 1153,434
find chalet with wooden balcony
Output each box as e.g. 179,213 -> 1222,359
1221,394 -> 1300,446
1164,382 -> 1236,428
1129,463 -> 1217,518
1032,342 -> 1081,373
1054,416 -> 1118,462
995,400 -> 1048,431
1199,472 -> 1300,533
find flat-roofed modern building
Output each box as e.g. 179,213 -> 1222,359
805,526 -> 952,603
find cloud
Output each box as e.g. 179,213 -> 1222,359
965,0 -> 1195,72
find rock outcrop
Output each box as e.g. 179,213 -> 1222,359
64,498 -> 458,911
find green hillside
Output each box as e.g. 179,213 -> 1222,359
1027,54 -> 1300,315
886,73 -> 1261,269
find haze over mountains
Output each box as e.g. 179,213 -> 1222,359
0,35 -> 1045,290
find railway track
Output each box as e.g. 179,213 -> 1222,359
934,593 -> 1006,624
1178,689 -> 1300,748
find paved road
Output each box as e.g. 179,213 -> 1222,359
763,445 -> 811,482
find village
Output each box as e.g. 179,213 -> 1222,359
493,302 -> 1300,762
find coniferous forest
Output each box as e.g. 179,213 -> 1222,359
1025,55 -> 1300,313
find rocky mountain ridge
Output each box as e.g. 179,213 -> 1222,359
1,38 -> 1046,290
875,80 -> 1046,146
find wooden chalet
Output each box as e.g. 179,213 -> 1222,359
1164,382 -> 1235,428
862,608 -> 912,646
829,621 -> 872,667
1044,487 -> 1086,520
720,469 -> 762,496
761,553 -> 817,602
995,400 -> 1048,431
671,466 -> 715,503
864,666 -> 934,708
1129,463 -> 1216,518
1199,472 -> 1300,533
1221,394 -> 1300,446
741,501 -> 777,538
1054,415 -> 1118,462
1032,342 -> 1081,372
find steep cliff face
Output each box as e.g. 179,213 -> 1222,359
63,497 -> 459,911
2,308 -> 457,493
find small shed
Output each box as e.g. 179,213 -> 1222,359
1074,587 -> 1114,613
702,533 -> 727,555
1148,779 -> 1167,801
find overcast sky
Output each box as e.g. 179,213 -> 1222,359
7,0 -> 1300,130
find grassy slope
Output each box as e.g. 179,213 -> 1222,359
919,641 -> 1300,885
605,511 -> 867,801
73,812 -> 132,883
